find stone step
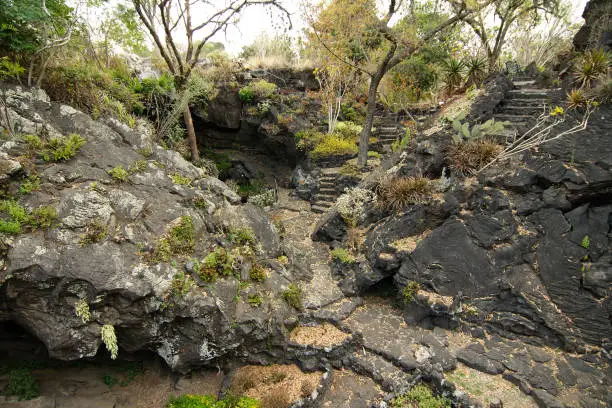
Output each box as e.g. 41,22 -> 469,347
507,90 -> 548,99
319,178 -> 337,183
513,80 -> 537,88
314,193 -> 337,201
501,98 -> 548,107
493,113 -> 536,123
311,204 -> 330,214
350,349 -> 415,393
318,188 -> 337,195
496,106 -> 544,115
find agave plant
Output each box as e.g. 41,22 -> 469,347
443,59 -> 465,95
573,48 -> 610,89
465,57 -> 487,87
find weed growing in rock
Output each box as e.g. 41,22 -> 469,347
390,384 -> 450,408
249,263 -> 267,282
128,160 -> 147,174
150,216 -> 195,263
101,324 -> 118,360
193,197 -> 208,210
199,247 -> 234,282
367,151 -> 381,159
79,219 -> 108,246
171,272 -> 193,297
18,175 -> 40,194
331,248 -> 355,264
0,200 -> 57,234
392,129 -> 411,152
137,147 -> 153,158
248,293 -> 263,307
581,235 -> 590,249
377,176 -> 433,211
74,299 -> 91,323
28,206 -> 57,230
227,226 -> 257,248
167,394 -> 260,408
282,284 -> 303,310
39,134 -> 86,162
171,173 -> 193,186
339,163 -> 361,178
108,165 -> 129,182
446,140 -> 502,175
5,368 -> 40,401
402,281 -> 420,304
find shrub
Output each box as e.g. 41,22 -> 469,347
390,384 -> 450,408
310,135 -> 358,160
336,187 -> 377,227
331,248 -> 355,264
392,128 -> 411,152
101,324 -> 118,360
249,264 -> 267,282
239,80 -> 277,104
151,217 -> 196,263
402,281 -> 420,304
333,121 -> 362,140
465,57 -> 487,87
377,177 -> 432,211
0,200 -> 57,233
446,140 -> 502,175
367,151 -> 381,159
442,59 -> 465,94
171,272 -> 193,298
282,284 -> 303,310
248,189 -> 275,207
108,165 -> 129,182
41,133 -> 86,162
238,86 -> 255,104
19,175 -> 41,195
5,368 -> 40,401
171,173 -> 193,186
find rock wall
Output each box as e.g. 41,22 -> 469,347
573,0 -> 612,51
0,85 -> 298,373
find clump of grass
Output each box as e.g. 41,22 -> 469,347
108,165 -> 129,182
170,272 -> 193,298
79,219 -> 108,246
171,173 -> 193,186
446,140 -> 502,175
566,88 -> 588,110
167,394 -> 260,408
227,226 -> 257,248
193,197 -> 208,210
282,284 -> 303,310
150,216 -> 195,263
137,147 -> 152,158
390,384 -> 450,408
331,248 -> 355,264
27,205 -> 57,230
249,263 -> 267,282
0,200 -> 58,234
401,281 -> 420,304
377,176 -> 433,211
19,175 -> 40,194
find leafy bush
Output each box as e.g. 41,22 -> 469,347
336,187 -> 377,227
333,121 -> 362,140
5,368 -> 40,401
390,384 -> 450,408
248,189 -> 276,207
167,394 -> 260,408
401,281 -> 420,304
19,175 -> 40,194
282,284 -> 303,310
108,165 -> 129,182
331,248 -> 355,264
446,140 -> 502,175
377,177 -> 432,211
23,133 -> 85,162
238,87 -> 255,104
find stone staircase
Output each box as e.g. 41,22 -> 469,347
311,168 -> 342,214
373,111 -> 404,153
493,78 -> 550,133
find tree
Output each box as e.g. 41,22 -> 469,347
450,0 -> 561,71
308,0 -> 486,167
132,0 -> 290,160
98,2 -> 147,67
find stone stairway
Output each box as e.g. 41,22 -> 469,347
493,78 -> 550,133
373,111 -> 404,153
311,168 -> 342,214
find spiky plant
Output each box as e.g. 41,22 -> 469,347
377,177 -> 433,211
443,59 -> 465,95
573,48 -> 610,88
465,57 -> 487,87
566,88 -> 588,110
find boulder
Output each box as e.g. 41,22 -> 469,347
192,86 -> 242,130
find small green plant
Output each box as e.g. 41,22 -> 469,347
128,160 -> 147,174
171,272 -> 193,297
282,284 -> 303,310
75,299 -> 91,323
310,135 -> 358,160
101,324 -> 119,360
331,248 -> 355,264
5,368 -> 40,401
573,48 -> 610,89
402,281 -> 420,304
238,87 -> 255,103
392,129 -> 411,152
41,133 -> 86,162
80,219 -> 108,246
171,173 -> 193,186
200,247 -> 234,282
248,293 -> 263,307
451,119 -> 508,144
19,175 -> 40,194
137,147 -> 153,158
566,88 -> 588,110
227,226 -> 257,248
367,151 -> 381,159
446,140 -> 502,175
277,255 -> 289,265
465,57 -> 487,87
249,264 -> 267,282
390,384 -> 450,408
103,374 -> 118,388
28,206 -> 57,230
443,58 -> 465,95
167,394 -> 260,408
150,217 -> 195,263
108,165 -> 129,182
581,235 -> 590,249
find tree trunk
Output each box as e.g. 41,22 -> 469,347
358,75 -> 382,167
183,104 -> 200,161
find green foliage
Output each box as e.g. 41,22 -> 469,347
238,86 -> 255,104
79,219 -> 108,246
128,160 -> 147,174
331,248 -> 355,264
171,272 -> 193,298
171,173 -> 193,186
151,217 -> 195,263
42,133 -> 86,162
248,293 -> 263,307
28,205 -> 57,230
0,57 -> 25,81
333,121 -> 362,139
581,235 -> 590,249
0,220 -> 22,234
202,149 -> 232,179
566,88 -> 588,110
0,200 -> 57,233
401,281 -> 420,304
108,165 -> 129,182
238,80 -> 277,104
573,48 -> 610,89
451,119 -> 508,144
5,368 -> 40,401
101,324 -> 118,360
465,57 -> 487,87
75,299 -> 91,323
392,129 -> 411,152
378,177 -> 432,211
310,135 -> 358,159
227,226 -> 257,248
390,384 -> 450,408
200,247 -> 233,282
447,140 -> 502,175
249,264 -> 267,282
19,175 -> 40,194
282,284 -> 303,310
443,59 -> 465,94
167,394 -> 260,408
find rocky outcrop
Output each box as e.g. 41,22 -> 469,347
573,0 -> 612,51
0,85 -> 297,373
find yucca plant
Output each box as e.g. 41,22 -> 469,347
573,48 -> 610,89
443,59 -> 465,95
465,57 -> 487,87
566,88 -> 588,110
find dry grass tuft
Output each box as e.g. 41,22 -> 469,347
377,176 -> 433,211
289,323 -> 351,348
446,140 -> 502,175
